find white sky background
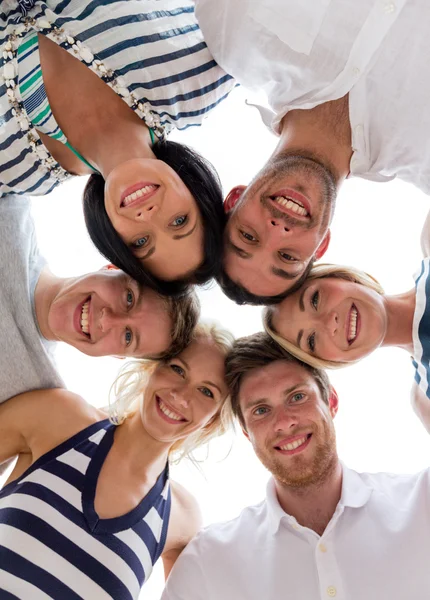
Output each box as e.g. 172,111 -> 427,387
3,86 -> 430,597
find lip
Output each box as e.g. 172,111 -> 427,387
269,188 -> 312,219
120,181 -> 159,208
74,296 -> 91,339
155,394 -> 188,424
274,433 -> 312,455
346,303 -> 361,345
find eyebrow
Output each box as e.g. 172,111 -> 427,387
173,220 -> 197,240
297,329 -> 304,349
243,384 -> 302,410
299,287 -> 306,311
226,236 -> 252,259
271,266 -> 304,281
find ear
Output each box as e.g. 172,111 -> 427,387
100,263 -> 119,272
314,229 -> 331,260
328,386 -> 339,418
241,426 -> 250,441
224,185 -> 246,214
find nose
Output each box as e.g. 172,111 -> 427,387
134,203 -> 159,222
268,216 -> 290,233
169,387 -> 189,409
322,310 -> 338,337
273,406 -> 299,433
99,307 -> 122,333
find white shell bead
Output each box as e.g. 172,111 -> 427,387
37,19 -> 52,30
3,62 -> 16,79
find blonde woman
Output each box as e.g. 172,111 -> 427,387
263,260 -> 430,431
0,323 -> 233,599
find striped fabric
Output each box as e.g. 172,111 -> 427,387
0,0 -> 236,198
17,30 -> 67,143
0,419 -> 171,599
412,258 -> 430,399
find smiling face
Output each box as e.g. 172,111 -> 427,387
271,277 -> 388,363
223,154 -> 336,297
47,268 -> 172,357
140,337 -> 229,444
104,158 -> 204,280
239,360 -> 338,488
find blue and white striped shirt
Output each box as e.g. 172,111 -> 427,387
0,0 -> 236,197
413,258 -> 430,405
0,419 -> 171,599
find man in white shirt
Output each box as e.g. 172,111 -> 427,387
162,332 -> 430,599
194,0 -> 430,303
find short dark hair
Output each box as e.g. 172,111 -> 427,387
225,332 -> 331,428
217,259 -> 315,306
154,290 -> 200,361
83,140 -> 226,298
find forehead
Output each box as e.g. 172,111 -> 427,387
239,360 -> 318,402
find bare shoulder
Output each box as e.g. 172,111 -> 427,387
2,388 -> 103,455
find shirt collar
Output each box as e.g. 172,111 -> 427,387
265,463 -> 373,535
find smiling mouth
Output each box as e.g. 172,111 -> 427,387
276,434 -> 312,452
347,304 -> 359,345
156,395 -> 187,423
121,184 -> 159,208
80,297 -> 91,339
269,188 -> 311,220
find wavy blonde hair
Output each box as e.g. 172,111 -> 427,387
108,322 -> 234,460
263,263 -> 384,370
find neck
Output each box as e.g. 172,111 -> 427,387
77,104 -> 155,178
34,267 -> 65,340
277,96 -> 352,186
113,412 -> 171,480
274,459 -> 343,535
382,289 -> 416,352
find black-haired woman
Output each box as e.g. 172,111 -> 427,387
1,0 -> 236,295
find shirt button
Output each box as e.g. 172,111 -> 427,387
352,67 -> 360,76
383,1 -> 396,14
319,543 -> 327,553
327,586 -> 337,597
354,124 -> 363,136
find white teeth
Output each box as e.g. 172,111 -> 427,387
348,306 -> 358,342
279,435 -> 308,451
80,300 -> 90,335
274,196 -> 308,216
123,185 -> 157,206
158,398 -> 183,422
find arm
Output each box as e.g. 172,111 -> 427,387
162,481 -> 202,579
161,536 -> 208,600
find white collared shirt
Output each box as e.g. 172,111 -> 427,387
162,465 -> 430,599
195,0 -> 430,195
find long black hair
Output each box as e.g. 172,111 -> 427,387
83,140 -> 226,297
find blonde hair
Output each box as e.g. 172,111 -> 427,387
263,263 -> 384,370
108,322 -> 234,460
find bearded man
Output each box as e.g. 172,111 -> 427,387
162,332 -> 430,599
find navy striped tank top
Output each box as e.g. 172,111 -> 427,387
0,419 -> 171,599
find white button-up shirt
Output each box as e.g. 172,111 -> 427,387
195,0 -> 430,195
162,466 -> 430,599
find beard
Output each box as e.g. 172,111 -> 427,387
254,419 -> 338,490
242,152 -> 337,232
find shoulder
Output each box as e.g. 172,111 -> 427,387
357,467 -> 430,501
4,388 -> 103,452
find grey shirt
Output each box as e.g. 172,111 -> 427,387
0,195 -> 63,403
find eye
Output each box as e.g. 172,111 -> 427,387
125,328 -> 132,347
279,252 -> 297,262
199,387 -> 214,399
170,215 -> 188,227
291,393 -> 305,403
308,332 -> 316,353
240,230 -> 258,243
170,363 -> 185,377
311,291 -> 319,310
126,289 -> 134,308
253,406 -> 269,416
133,236 -> 148,248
